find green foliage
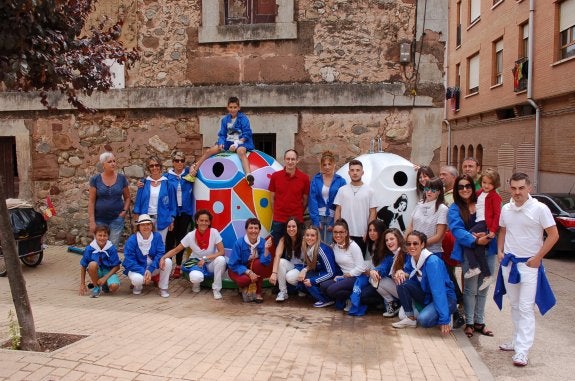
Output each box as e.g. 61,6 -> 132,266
0,0 -> 139,111
7,310 -> 21,350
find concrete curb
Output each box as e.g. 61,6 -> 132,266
454,328 -> 496,381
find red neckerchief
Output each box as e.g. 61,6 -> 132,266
195,229 -> 210,250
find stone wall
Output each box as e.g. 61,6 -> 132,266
86,0 -> 442,101
26,110 -> 201,246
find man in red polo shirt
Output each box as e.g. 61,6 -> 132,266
269,149 -> 310,245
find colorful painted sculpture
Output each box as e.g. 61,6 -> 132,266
193,150 -> 282,255
335,152 -> 418,233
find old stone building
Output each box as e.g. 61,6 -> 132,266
0,0 -> 448,245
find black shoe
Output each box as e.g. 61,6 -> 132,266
246,174 -> 254,186
102,283 -> 110,293
453,311 -> 466,329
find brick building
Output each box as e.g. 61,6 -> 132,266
444,0 -> 575,200
0,0 -> 448,245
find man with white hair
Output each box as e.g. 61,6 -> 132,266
439,165 -> 458,206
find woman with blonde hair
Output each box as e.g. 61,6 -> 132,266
298,226 -> 341,307
308,151 -> 347,243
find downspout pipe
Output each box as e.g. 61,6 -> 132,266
527,0 -> 540,192
443,0 -> 451,165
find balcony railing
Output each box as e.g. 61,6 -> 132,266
513,58 -> 528,92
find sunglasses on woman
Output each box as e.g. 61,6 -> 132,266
423,187 -> 439,193
172,159 -> 185,163
457,183 -> 473,190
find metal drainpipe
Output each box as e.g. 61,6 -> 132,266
527,0 -> 540,192
443,3 -> 451,165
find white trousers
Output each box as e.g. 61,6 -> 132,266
188,256 -> 227,291
128,257 -> 172,290
501,261 -> 538,356
376,277 -> 399,303
278,258 -> 301,293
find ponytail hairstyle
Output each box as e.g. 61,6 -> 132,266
425,177 -> 446,211
332,218 -> 351,250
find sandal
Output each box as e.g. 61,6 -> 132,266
474,323 -> 494,337
254,294 -> 264,304
464,324 -> 474,338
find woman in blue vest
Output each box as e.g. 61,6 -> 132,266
308,150 -> 347,244
123,214 -> 172,297
133,155 -> 177,244
164,151 -> 194,278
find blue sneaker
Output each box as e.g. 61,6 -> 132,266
91,286 -> 101,298
313,300 -> 334,308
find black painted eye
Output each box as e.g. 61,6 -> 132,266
394,171 -> 408,186
212,162 -> 225,177
199,157 -> 239,182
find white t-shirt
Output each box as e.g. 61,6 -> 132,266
319,184 -> 330,217
180,228 -> 223,258
332,240 -> 368,276
333,184 -> 377,237
410,200 -> 448,253
148,185 -> 161,215
476,192 -> 487,222
499,196 -> 556,258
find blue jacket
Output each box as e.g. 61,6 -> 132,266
80,240 -> 121,269
447,203 -> 497,262
122,232 -> 165,275
374,254 -> 395,278
228,237 -> 271,275
133,179 -> 177,230
308,173 -> 347,227
494,253 -> 556,315
217,112 -> 254,150
166,168 -> 194,216
306,243 -> 342,285
417,254 -> 457,325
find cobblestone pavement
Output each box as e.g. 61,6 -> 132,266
0,246 -> 488,381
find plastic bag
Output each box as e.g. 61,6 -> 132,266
8,208 -> 47,239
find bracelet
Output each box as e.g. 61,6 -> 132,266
272,272 -> 277,274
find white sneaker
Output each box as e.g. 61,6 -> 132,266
160,289 -> 170,298
276,291 -> 288,302
132,285 -> 143,295
192,283 -> 201,293
343,299 -> 352,312
464,267 -> 481,279
499,342 -> 515,352
392,317 -> 417,329
298,291 -> 307,297
512,353 -> 528,367
213,289 -> 222,300
478,276 -> 493,291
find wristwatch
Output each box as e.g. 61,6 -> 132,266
202,256 -> 208,263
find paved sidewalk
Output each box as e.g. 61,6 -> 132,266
0,246 -> 489,381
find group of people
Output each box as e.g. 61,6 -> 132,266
82,96 -> 559,367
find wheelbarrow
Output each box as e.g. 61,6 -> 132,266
0,205 -> 47,277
